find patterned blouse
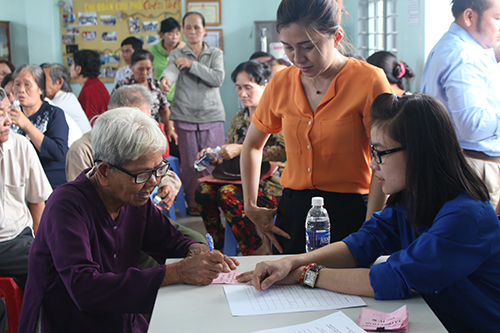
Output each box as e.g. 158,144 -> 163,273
227,108 -> 286,198
112,77 -> 169,123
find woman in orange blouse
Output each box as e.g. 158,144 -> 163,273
241,0 -> 392,254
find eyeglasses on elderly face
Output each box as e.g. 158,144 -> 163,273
370,145 -> 405,164
96,158 -> 170,184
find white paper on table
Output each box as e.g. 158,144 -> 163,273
251,311 -> 367,333
223,284 -> 366,316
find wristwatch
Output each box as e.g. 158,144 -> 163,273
299,263 -> 325,288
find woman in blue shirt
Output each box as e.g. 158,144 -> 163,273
239,93 -> 500,332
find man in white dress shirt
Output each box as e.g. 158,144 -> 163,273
114,37 -> 148,85
0,87 -> 52,289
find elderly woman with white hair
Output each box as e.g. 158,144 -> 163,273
10,63 -> 69,189
19,108 -> 239,333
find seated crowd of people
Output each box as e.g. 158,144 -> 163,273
0,0 -> 499,331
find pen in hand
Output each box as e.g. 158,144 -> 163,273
206,233 -> 214,252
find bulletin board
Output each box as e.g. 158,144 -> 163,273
59,0 -> 182,83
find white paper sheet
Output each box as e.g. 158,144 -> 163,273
223,284 -> 366,316
251,311 -> 367,333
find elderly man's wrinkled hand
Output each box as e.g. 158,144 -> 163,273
177,251 -> 227,285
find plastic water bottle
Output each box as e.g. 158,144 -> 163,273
152,195 -> 164,207
305,197 -> 330,252
194,146 -> 221,172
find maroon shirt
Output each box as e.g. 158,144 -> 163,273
78,77 -> 110,124
19,171 -> 196,332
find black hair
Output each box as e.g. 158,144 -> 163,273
371,93 -> 489,228
249,51 -> 275,61
0,59 -> 15,73
366,51 -> 414,90
276,0 -> 344,36
13,64 -> 47,101
276,58 -> 292,67
231,60 -> 271,86
1,73 -> 12,88
131,49 -> 154,67
121,37 -> 143,51
160,17 -> 181,33
183,11 -> 205,27
73,49 -> 101,79
451,0 -> 493,21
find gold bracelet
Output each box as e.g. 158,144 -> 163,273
167,127 -> 175,131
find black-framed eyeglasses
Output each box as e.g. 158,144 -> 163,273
96,158 -> 170,184
370,145 -> 405,164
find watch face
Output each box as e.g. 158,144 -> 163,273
304,271 -> 317,287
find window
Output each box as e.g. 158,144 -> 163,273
358,0 -> 398,59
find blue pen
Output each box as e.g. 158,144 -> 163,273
206,233 -> 214,252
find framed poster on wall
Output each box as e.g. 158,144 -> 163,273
186,0 -> 221,25
203,29 -> 223,50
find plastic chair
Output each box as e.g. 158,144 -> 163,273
166,156 -> 187,217
224,218 -> 239,256
0,277 -> 24,333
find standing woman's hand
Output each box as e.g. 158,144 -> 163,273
175,57 -> 193,71
160,77 -> 172,93
245,206 -> 290,254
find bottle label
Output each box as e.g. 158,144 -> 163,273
306,230 -> 330,249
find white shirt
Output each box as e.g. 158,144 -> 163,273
46,97 -> 83,147
0,133 -> 52,241
51,90 -> 91,134
114,65 -> 152,85
114,65 -> 133,85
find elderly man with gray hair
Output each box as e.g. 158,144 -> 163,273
67,85 -> 180,210
41,63 -> 91,135
19,107 -> 239,333
0,87 -> 52,291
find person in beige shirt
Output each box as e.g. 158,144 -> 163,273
0,87 -> 52,290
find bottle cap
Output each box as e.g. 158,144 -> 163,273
311,197 -> 324,206
153,195 -> 162,206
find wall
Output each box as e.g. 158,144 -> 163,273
0,0 -> 456,122
0,0 -> 30,66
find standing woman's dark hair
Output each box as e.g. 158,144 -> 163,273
73,49 -> 102,78
160,17 -> 181,33
231,61 -> 272,86
277,0 -> 343,36
366,51 -> 414,90
370,93 -> 489,228
131,49 -> 155,67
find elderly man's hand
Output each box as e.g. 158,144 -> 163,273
162,244 -> 239,286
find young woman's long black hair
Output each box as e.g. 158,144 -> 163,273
371,93 -> 489,228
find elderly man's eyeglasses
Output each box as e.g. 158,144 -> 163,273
96,159 -> 170,184
370,145 -> 405,164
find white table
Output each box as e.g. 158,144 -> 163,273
148,255 -> 447,332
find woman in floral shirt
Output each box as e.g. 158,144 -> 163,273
113,50 -> 177,144
195,61 -> 286,255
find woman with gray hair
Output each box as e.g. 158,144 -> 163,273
10,63 -> 69,189
19,107 -> 238,333
42,63 -> 91,134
